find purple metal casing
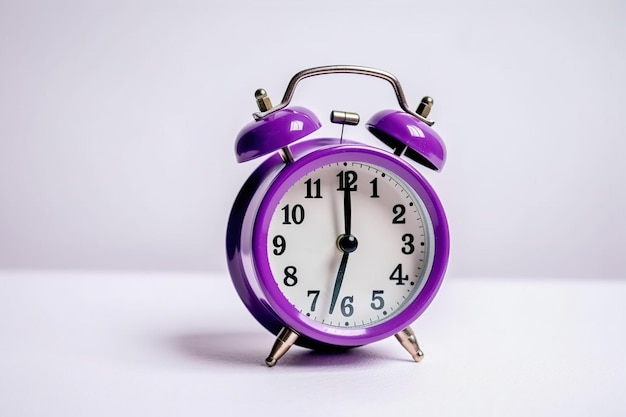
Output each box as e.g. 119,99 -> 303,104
226,138 -> 449,349
235,106 -> 321,163
367,109 -> 446,171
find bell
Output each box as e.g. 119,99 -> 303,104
367,109 -> 446,171
235,106 -> 321,163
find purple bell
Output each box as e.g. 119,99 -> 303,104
367,109 -> 446,171
235,106 -> 321,163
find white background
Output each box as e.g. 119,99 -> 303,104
1,0 -> 625,278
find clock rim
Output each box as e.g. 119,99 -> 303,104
251,142 -> 449,346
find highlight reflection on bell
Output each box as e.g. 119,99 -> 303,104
366,109 -> 446,171
234,106 -> 321,163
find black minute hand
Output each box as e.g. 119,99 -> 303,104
329,176 -> 358,315
344,180 -> 352,235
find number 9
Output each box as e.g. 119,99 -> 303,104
272,235 -> 286,256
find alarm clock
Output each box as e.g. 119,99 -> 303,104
226,65 -> 449,366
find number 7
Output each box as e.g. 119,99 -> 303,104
307,290 -> 320,312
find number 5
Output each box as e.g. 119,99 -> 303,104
370,290 -> 384,310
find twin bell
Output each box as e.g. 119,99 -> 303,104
234,66 -> 446,172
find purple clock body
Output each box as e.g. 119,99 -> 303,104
225,137 -> 449,350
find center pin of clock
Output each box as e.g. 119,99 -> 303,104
337,234 -> 358,253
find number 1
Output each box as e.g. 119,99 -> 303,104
370,178 -> 379,198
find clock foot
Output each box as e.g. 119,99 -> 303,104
394,326 -> 424,362
265,327 -> 299,367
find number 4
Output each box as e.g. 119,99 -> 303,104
389,264 -> 409,285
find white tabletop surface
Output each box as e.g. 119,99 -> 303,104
1,270 -> 624,416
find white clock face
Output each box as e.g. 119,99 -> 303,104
266,160 -> 433,329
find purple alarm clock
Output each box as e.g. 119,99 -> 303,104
226,65 -> 449,366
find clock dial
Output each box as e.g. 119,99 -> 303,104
266,160 -> 433,328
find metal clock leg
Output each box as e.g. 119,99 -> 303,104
265,327 -> 299,367
394,326 -> 424,362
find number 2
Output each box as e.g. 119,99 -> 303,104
392,204 -> 406,224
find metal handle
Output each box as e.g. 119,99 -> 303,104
252,65 -> 434,126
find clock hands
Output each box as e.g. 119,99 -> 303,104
329,251 -> 349,315
329,172 -> 359,315
344,175 -> 352,235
